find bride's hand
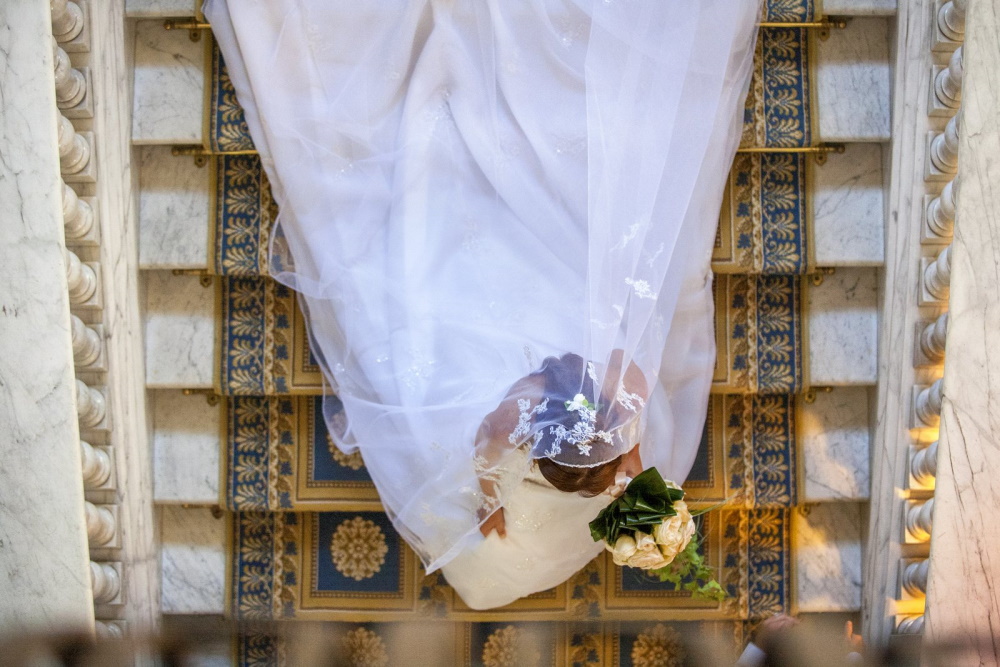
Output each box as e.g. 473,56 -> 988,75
478,507 -> 507,538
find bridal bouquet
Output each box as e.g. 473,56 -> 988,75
589,468 -> 726,602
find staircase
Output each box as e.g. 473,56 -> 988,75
130,0 -> 894,663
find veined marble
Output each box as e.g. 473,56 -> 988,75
160,506 -> 226,615
792,503 -> 863,613
823,0 -> 896,15
924,1 -> 1000,655
799,387 -> 871,502
0,0 -> 94,632
132,19 -> 205,144
807,267 -> 879,386
811,144 -> 885,266
139,146 -> 211,269
126,0 -> 198,18
153,390 -> 221,504
145,271 -> 216,388
816,18 -> 892,142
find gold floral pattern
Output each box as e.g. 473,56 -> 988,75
330,517 -> 388,581
481,626 -> 541,667
631,624 -> 686,667
343,627 -> 389,667
327,433 -> 364,471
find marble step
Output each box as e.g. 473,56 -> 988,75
138,141 -> 886,271
143,268 -> 880,392
798,387 -> 871,503
160,505 -> 226,615
132,19 -> 205,145
824,0 -> 896,15
815,17 -> 892,143
153,389 -> 221,505
792,502 -> 865,614
126,0 -> 199,18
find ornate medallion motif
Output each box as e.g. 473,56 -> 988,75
327,433 -> 364,471
481,626 -> 542,667
631,624 -> 686,667
329,517 -> 388,581
343,627 -> 389,667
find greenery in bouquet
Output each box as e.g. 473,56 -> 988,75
589,467 -> 726,602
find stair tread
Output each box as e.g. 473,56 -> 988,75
154,390 -> 221,504
161,506 -> 226,615
792,502 -> 864,613
799,387 -> 871,502
139,146 -> 212,269
145,272 -> 215,389
807,267 -> 879,386
132,20 -> 205,144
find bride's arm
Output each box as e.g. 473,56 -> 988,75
474,372 -> 546,537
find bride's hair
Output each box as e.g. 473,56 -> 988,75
537,453 -> 622,497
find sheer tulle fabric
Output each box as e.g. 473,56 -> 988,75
205,0 -> 762,573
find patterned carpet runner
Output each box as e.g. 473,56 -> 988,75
198,2 -> 817,663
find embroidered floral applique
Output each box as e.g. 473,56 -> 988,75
509,397 -> 549,445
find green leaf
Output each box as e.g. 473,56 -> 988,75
588,467 -> 687,544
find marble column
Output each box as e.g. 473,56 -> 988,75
0,0 -> 93,632
923,2 -> 1000,658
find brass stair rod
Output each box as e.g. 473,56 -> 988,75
177,144 -> 846,157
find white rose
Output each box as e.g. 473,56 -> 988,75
611,535 -> 638,566
623,531 -> 670,569
653,501 -> 696,561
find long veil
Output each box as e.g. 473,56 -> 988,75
205,0 -> 763,572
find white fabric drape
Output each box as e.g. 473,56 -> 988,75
206,0 -> 762,575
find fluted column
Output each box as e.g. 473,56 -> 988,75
52,40 -> 85,108
938,0 -> 967,42
89,562 -> 120,604
906,498 -> 935,542
56,113 -> 89,174
911,441 -> 939,486
80,440 -> 111,488
930,114 -> 961,175
84,502 -> 115,547
920,312 -> 949,362
75,379 -> 105,428
64,247 -> 96,304
923,245 -> 953,301
903,559 -> 930,598
935,47 -> 964,109
50,0 -> 84,43
927,180 -> 957,239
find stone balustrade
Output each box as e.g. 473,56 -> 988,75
911,441 -> 939,486
919,312 -> 949,362
80,440 -> 111,489
930,114 -> 960,175
62,182 -> 94,240
906,498 -> 935,543
897,615 -> 925,635
84,501 -> 115,547
89,562 -> 120,604
75,379 -> 105,428
57,112 -> 90,175
70,314 -> 101,367
902,559 -> 930,598
52,39 -> 85,109
935,47 -> 963,109
915,379 -> 944,427
923,244 -> 952,302
64,247 -> 97,304
937,0 -> 967,42
49,0 -> 83,43
926,180 -> 956,239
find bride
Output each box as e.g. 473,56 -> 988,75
205,0 -> 763,609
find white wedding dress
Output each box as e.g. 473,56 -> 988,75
206,0 -> 762,609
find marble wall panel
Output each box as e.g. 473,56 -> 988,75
132,20 -> 204,144
811,144 -> 885,266
799,387 -> 870,502
145,271 -> 216,388
792,503 -> 863,613
139,146 -> 211,269
160,506 -> 226,614
815,18 -> 892,142
807,267 -> 878,386
153,390 -> 221,504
